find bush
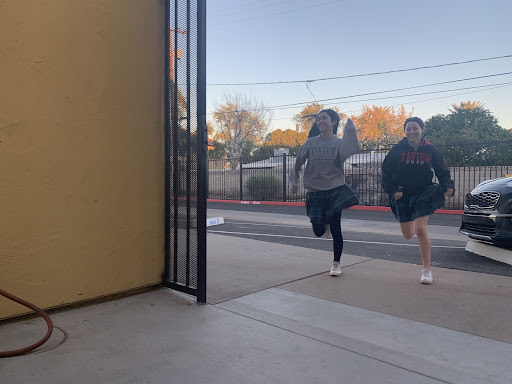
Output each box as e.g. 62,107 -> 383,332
244,174 -> 282,201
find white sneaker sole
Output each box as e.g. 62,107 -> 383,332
330,271 -> 341,276
420,279 -> 433,285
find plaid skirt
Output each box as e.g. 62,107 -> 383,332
390,184 -> 446,223
306,184 -> 359,225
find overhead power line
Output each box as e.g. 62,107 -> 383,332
268,81 -> 512,111
270,83 -> 512,121
213,0 -> 346,26
207,80 -> 512,116
268,72 -> 512,109
208,54 -> 512,86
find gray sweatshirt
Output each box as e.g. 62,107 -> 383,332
289,121 -> 360,192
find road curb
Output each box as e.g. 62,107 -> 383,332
465,239 -> 512,266
207,199 -> 463,215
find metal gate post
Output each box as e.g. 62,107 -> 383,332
282,153 -> 287,202
239,159 -> 243,201
196,0 -> 207,303
163,0 -> 171,281
162,0 -> 207,303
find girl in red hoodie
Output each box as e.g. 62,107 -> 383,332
382,117 -> 454,284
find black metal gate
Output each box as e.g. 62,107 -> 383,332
162,0 -> 207,302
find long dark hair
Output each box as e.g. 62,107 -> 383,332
307,109 -> 340,137
308,122 -> 320,138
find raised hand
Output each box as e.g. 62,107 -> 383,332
345,118 -> 356,130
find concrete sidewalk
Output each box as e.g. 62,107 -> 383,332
2,232 -> 512,383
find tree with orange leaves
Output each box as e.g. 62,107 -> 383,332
267,129 -> 309,148
350,105 -> 413,149
292,103 -> 345,134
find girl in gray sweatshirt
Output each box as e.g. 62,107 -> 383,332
289,109 -> 360,276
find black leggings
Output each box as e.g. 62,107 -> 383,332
312,211 -> 343,262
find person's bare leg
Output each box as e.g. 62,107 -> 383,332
414,215 -> 431,269
399,221 -> 416,239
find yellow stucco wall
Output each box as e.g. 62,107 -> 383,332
0,1 -> 164,319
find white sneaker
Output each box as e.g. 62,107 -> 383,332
330,261 -> 341,276
420,269 -> 433,284
322,225 -> 331,238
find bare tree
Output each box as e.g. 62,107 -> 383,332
212,92 -> 272,167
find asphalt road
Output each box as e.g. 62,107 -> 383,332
207,201 -> 463,226
207,202 -> 512,278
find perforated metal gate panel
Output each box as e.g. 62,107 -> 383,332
163,0 -> 206,302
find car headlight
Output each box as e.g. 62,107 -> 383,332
507,180 -> 512,188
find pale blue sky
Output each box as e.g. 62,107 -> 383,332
206,0 -> 512,132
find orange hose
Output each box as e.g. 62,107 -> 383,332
0,288 -> 53,358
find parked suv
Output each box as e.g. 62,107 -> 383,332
459,177 -> 512,247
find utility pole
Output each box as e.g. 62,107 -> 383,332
169,27 -> 187,151
170,27 -> 186,81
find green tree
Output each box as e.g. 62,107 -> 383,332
425,102 -> 511,166
251,145 -> 275,161
207,141 -> 227,159
241,140 -> 258,160
425,103 -> 509,144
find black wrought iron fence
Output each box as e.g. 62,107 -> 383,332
208,140 -> 512,210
